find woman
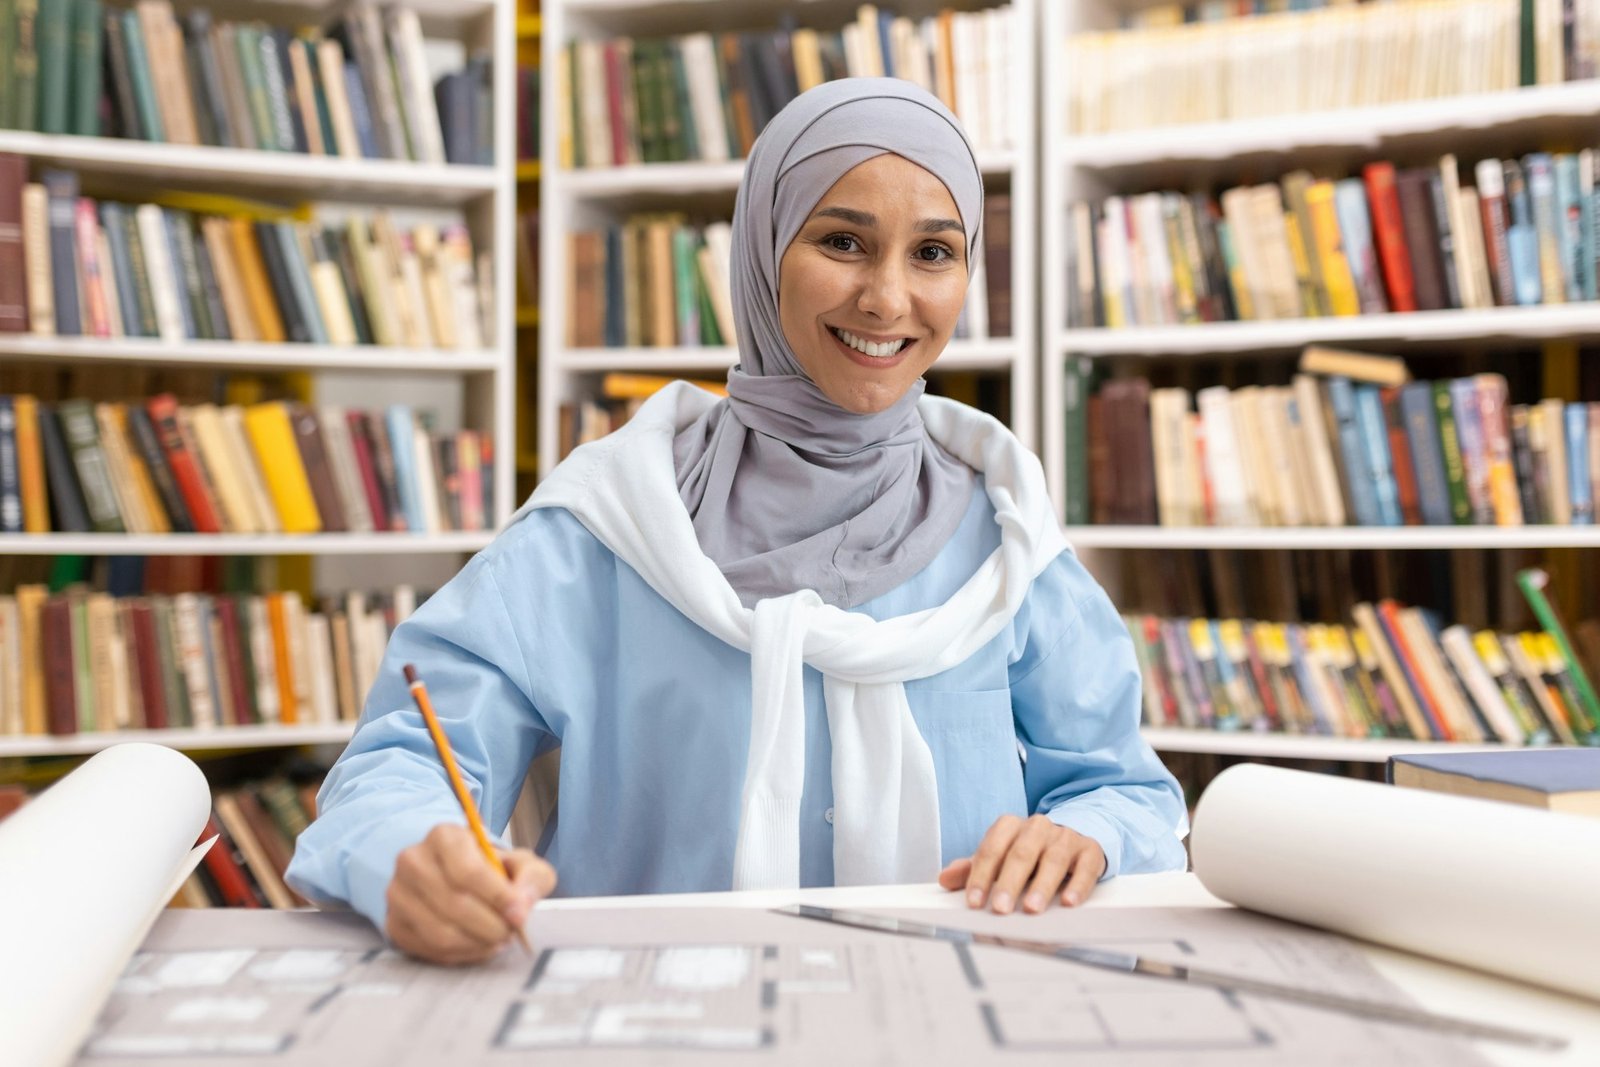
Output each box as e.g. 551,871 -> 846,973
287,79 -> 1187,965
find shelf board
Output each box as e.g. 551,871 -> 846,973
0,723 -> 357,759
556,338 -> 1017,374
1062,303 -> 1600,355
0,335 -> 501,373
0,532 -> 496,557
1066,81 -> 1600,169
0,131 -> 498,205
1141,727 -> 1531,763
1066,525 -> 1600,550
558,150 -> 1019,197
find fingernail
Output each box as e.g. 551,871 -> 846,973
991,890 -> 1013,914
1023,893 -> 1044,913
1063,890 -> 1080,907
967,888 -> 984,908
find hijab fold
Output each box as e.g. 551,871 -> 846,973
673,78 -> 986,609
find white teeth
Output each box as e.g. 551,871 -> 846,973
835,327 -> 907,358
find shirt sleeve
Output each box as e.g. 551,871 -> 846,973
285,544 -> 555,934
1007,552 -> 1190,879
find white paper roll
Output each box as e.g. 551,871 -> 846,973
1190,763 -> 1600,1001
0,743 -> 213,1067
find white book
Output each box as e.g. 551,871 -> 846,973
317,39 -> 363,159
344,591 -> 372,709
247,596 -> 281,726
1230,388 -> 1278,526
220,406 -> 282,534
1291,374 -> 1347,527
1440,624 -> 1525,745
961,238 -> 988,340
0,596 -> 20,736
386,8 -> 447,165
22,184 -> 53,336
1261,387 -> 1307,527
135,205 -> 186,342
412,425 -> 444,534
319,405 -> 375,534
95,231 -> 124,338
172,594 -> 216,730
577,41 -> 613,168
1149,388 -> 1191,526
443,227 -> 484,351
305,613 -> 339,726
700,222 -> 736,345
1197,386 -> 1256,526
1133,193 -> 1175,325
679,34 -> 729,163
1539,398 -> 1571,525
397,235 -> 436,348
393,584 -> 417,624
1398,608 -> 1484,743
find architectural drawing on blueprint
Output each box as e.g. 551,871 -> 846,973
76,908 -> 1491,1066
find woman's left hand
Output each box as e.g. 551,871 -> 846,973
938,814 -> 1106,914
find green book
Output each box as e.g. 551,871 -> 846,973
694,238 -> 723,347
55,398 -> 126,533
120,7 -> 163,142
1432,381 -> 1472,524
1519,0 -> 1535,86
668,42 -> 697,163
68,590 -> 96,732
151,598 -> 191,729
1517,568 -> 1600,741
12,0 -> 41,131
565,40 -> 583,168
34,0 -> 69,134
0,0 -> 16,130
1062,355 -> 1092,526
631,41 -> 660,164
235,24 -> 276,151
670,225 -> 698,346
69,0 -> 101,136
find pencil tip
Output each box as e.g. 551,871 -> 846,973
403,664 -> 419,685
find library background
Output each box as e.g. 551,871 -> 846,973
1,0 -> 1598,908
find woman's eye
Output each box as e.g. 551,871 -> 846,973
826,234 -> 861,253
917,244 -> 954,263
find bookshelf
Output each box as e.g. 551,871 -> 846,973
0,0 -> 520,758
537,0 -> 1039,476
1040,1 -> 1600,762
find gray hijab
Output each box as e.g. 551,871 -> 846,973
673,78 -> 982,610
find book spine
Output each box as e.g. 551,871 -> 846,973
41,170 -> 81,335
0,154 -> 28,333
0,398 -> 20,533
55,399 -> 124,532
146,394 -> 222,533
36,406 -> 91,532
1433,382 -> 1474,524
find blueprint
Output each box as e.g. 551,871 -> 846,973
76,905 -> 1492,1065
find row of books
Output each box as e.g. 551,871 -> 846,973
0,394 -> 495,535
0,583 -> 417,737
1125,577 -> 1600,746
564,195 -> 1014,349
557,3 -> 1016,169
557,373 -> 728,461
1065,151 -> 1600,329
1071,355 -> 1600,529
0,161 -> 491,348
0,0 -> 493,166
186,776 -> 323,909
1070,0 -> 1592,135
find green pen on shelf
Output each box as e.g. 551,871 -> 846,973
1516,568 -> 1600,742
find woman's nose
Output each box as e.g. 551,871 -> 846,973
857,259 -> 913,321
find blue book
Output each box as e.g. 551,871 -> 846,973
98,203 -> 143,339
1502,159 -> 1543,305
1208,620 -> 1241,730
385,405 -> 425,534
1387,749 -> 1600,817
274,223 -> 328,345
343,65 -> 380,159
1353,385 -> 1402,526
160,209 -> 198,340
0,397 -> 20,533
1284,626 -> 1334,735
41,170 -> 81,336
1525,153 -> 1562,299
1587,157 -> 1600,302
1448,377 -> 1495,525
1566,402 -> 1593,525
1554,154 -> 1586,303
1334,178 -> 1389,313
1174,620 -> 1215,729
1326,377 -> 1380,526
1401,382 -> 1453,525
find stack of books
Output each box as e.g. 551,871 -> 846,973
189,774 -> 324,909
0,583 -> 419,737
557,3 -> 1017,168
0,393 -> 494,535
1066,152 -> 1599,329
0,160 -> 491,347
0,0 -> 494,165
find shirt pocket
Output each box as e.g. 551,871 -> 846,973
909,688 -> 1029,860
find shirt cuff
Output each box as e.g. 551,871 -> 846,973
343,804 -> 467,935
1045,806 -> 1126,880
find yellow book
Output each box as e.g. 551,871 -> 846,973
12,396 -> 49,533
242,403 -> 322,534
792,29 -> 825,91
15,585 -> 48,736
230,218 -> 287,344
1302,181 -> 1361,316
601,372 -> 727,399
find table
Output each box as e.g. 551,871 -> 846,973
546,871 -> 1600,1066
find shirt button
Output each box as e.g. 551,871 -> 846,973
824,807 -> 834,825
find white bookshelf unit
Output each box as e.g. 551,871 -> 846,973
1039,1 -> 1600,762
0,0 -> 519,760
538,0 -> 1039,477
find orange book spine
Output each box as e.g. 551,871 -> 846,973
1377,599 -> 1454,741
267,593 -> 299,726
12,396 -> 49,533
229,218 -> 287,343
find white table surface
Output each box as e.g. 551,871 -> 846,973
544,871 -> 1600,1066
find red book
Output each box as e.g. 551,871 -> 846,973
197,816 -> 264,908
1380,387 -> 1423,525
0,154 -> 28,333
145,394 -> 223,533
127,599 -> 169,730
214,597 -> 256,726
345,410 -> 389,533
602,41 -> 628,167
41,598 -> 77,736
1376,600 -> 1453,741
1362,162 -> 1418,313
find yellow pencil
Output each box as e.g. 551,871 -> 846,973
404,663 -> 533,955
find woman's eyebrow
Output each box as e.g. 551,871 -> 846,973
917,218 -> 964,235
809,207 -> 964,237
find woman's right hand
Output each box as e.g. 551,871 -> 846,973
385,823 -> 558,965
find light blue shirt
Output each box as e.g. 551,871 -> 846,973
286,484 -> 1189,931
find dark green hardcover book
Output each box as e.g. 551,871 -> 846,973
33,0 -> 67,134
189,214 -> 231,341
324,227 -> 373,345
628,40 -> 656,164
668,42 -> 698,164
303,38 -> 337,156
1063,355 -> 1092,526
117,205 -> 160,337
120,7 -> 163,142
11,0 -> 39,132
55,397 -> 124,533
0,0 -> 16,130
151,597 -> 191,729
1520,0 -> 1535,85
68,0 -> 101,136
184,11 -> 233,147
102,11 -> 142,139
257,27 -> 299,152
1433,381 -> 1473,524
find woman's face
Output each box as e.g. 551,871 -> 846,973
777,154 -> 970,415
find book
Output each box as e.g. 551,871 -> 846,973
1389,750 -> 1600,819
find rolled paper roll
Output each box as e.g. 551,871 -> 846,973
0,743 -> 213,1067
1191,762 -> 1600,1001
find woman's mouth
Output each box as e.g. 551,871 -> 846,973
828,326 -> 914,365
